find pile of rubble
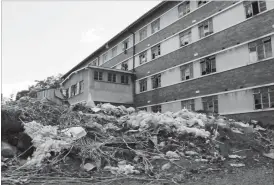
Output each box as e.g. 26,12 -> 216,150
1,97 -> 274,184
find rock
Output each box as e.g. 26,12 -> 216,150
263,152 -> 274,160
161,162 -> 171,171
1,142 -> 17,158
83,163 -> 96,172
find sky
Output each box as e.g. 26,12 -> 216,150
1,0 -> 160,98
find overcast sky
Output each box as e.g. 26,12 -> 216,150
2,0 -> 160,97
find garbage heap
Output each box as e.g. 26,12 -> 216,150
1,97 -> 274,184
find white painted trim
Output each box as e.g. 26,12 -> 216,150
137,82 -> 274,109
135,32 -> 274,85
134,1 -> 212,45
220,108 -> 274,116
111,1 -> 245,69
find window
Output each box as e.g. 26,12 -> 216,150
198,1 -> 208,7
151,18 -> 160,34
181,99 -> 195,111
103,53 -> 108,63
108,73 -> 116,83
151,44 -> 161,59
244,1 -> 267,19
79,81 -> 84,93
152,74 -> 161,89
253,86 -> 274,109
200,56 -> 216,75
76,82 -> 80,95
123,39 -> 129,51
179,29 -> 192,46
198,18 -> 213,38
181,63 -> 193,81
139,51 -> 147,65
121,61 -> 129,71
112,46 -> 117,58
178,1 -> 190,17
121,75 -> 129,84
94,71 -> 103,81
139,27 -> 147,41
71,84 -> 77,97
202,96 -> 218,113
62,89 -> 69,98
248,37 -> 272,63
151,105 -> 161,113
139,79 -> 147,92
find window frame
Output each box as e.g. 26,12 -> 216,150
178,1 -> 190,18
198,18 -> 213,38
248,37 -> 272,63
202,95 -> 218,113
121,61 -> 129,71
103,53 -> 108,63
139,78 -> 147,92
244,1 -> 267,19
181,99 -> 195,111
151,44 -> 161,59
179,29 -> 192,47
107,73 -> 116,83
70,84 -> 77,97
139,51 -> 147,65
151,18 -> 160,34
139,26 -> 147,41
123,39 -> 129,51
253,86 -> 274,109
121,75 -> 129,84
151,74 -> 161,89
151,105 -> 162,113
181,63 -> 193,81
94,71 -> 103,81
197,1 -> 208,7
79,80 -> 84,93
200,56 -> 216,76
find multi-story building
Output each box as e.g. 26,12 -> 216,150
61,1 -> 274,125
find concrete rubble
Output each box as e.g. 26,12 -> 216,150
1,97 -> 274,184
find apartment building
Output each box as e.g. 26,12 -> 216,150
62,1 -> 274,125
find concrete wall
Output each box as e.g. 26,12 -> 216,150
218,90 -> 254,114
213,3 -> 245,33
89,69 -> 134,104
37,89 -> 63,105
62,69 -> 89,105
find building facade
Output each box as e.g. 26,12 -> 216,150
62,1 -> 274,125
61,66 -> 134,106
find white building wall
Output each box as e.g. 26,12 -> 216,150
128,58 -> 134,70
193,61 -> 201,78
160,6 -> 178,29
272,35 -> 274,54
191,26 -> 200,43
161,35 -> 180,56
218,90 -> 254,114
194,98 -> 203,111
161,67 -> 181,87
216,44 -> 249,72
213,3 -> 245,33
266,1 -> 274,9
162,101 -> 181,113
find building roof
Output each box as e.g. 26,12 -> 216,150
62,1 -> 167,79
61,65 -> 134,85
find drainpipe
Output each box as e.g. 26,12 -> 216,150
130,31 -> 136,109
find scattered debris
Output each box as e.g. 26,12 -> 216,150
230,163 -> 245,167
1,98 -> 273,183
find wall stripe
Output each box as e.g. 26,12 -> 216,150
137,82 -> 274,108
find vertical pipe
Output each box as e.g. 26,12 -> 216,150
131,31 -> 136,109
